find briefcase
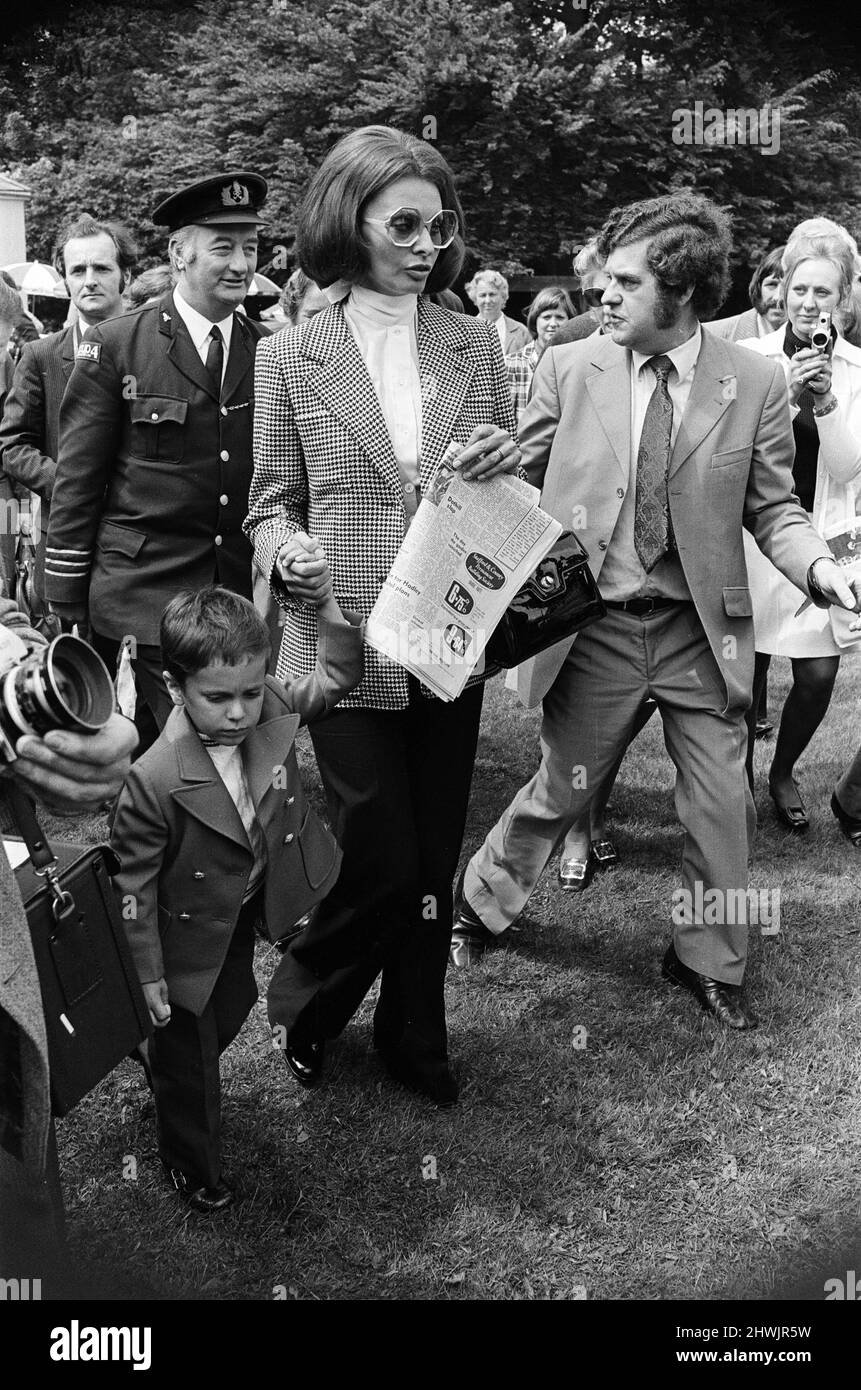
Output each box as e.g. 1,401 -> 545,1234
485,530 -> 606,668
10,790 -> 153,1118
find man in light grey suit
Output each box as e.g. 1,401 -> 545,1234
452,194 -> 861,1028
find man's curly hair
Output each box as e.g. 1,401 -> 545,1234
595,193 -> 733,321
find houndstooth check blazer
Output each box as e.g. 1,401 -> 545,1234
245,296 -> 516,709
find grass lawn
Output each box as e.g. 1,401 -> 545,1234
50,657 -> 861,1301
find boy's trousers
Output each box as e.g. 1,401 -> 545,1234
149,894 -> 259,1188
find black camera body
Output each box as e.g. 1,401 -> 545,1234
0,634 -> 114,763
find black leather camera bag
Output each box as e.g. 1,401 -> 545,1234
10,787 -> 152,1117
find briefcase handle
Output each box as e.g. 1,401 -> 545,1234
8,783 -> 76,924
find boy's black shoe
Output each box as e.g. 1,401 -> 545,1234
283,1037 -> 325,1088
165,1165 -> 235,1213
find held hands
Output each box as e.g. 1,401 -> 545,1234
275,532 -> 333,606
788,348 -> 833,405
143,978 -> 171,1028
453,425 -> 521,481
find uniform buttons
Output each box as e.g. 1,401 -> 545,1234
617,488 -> 624,498
284,795 -> 295,806
221,406 -> 229,417
598,540 -> 608,550
220,449 -> 229,462
179,912 -> 191,921
219,494 -> 229,506
193,871 -> 205,880
151,412 -> 159,421
215,535 -> 223,546
283,833 -> 294,844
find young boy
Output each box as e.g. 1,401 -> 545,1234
111,576 -> 362,1213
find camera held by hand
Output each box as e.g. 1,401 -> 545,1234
0,634 -> 115,763
811,310 -> 833,355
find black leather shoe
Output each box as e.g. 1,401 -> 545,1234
831,791 -> 861,846
590,838 -> 619,868
283,1037 -> 325,1088
450,870 -> 497,967
165,1167 -> 235,1213
661,943 -> 757,1030
755,717 -> 774,740
768,773 -> 809,832
377,1043 -> 458,1108
558,856 -> 593,892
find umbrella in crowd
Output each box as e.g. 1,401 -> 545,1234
0,261 -> 69,297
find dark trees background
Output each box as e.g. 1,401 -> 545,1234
1,0 -> 860,310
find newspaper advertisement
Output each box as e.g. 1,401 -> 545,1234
366,444 -> 564,701
821,515 -> 861,648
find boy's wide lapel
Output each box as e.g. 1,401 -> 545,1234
166,709 -> 251,850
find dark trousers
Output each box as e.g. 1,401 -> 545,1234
150,898 -> 258,1189
267,680 -> 484,1063
90,630 -> 173,757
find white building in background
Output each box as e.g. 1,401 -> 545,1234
0,172 -> 31,265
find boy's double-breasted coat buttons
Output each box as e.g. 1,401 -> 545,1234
284,833 -> 294,844
193,871 -> 205,879
179,912 -> 191,921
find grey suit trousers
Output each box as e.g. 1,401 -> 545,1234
464,603 -> 757,983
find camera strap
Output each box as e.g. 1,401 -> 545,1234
8,783 -> 76,922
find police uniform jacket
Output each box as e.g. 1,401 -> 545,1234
0,325 -> 76,601
110,611 -> 363,1016
246,297 -> 515,710
45,292 -> 265,644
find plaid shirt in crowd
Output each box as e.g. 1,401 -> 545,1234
505,342 -> 540,426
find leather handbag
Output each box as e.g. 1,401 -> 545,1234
485,530 -> 606,668
9,787 -> 153,1118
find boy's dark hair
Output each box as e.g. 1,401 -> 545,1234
160,586 -> 270,683
595,192 -> 733,320
296,124 -> 466,294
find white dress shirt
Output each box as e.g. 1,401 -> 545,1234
599,324 -> 702,601
172,287 -> 234,383
204,741 -> 267,900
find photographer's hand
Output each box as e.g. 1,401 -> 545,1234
8,712 -> 138,811
788,348 -> 830,405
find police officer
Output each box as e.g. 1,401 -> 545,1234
45,172 -> 268,740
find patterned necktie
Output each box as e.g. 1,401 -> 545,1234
634,354 -> 675,572
206,324 -> 224,398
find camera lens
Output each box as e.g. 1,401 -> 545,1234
0,635 -> 114,744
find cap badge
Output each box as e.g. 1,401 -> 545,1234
222,180 -> 250,207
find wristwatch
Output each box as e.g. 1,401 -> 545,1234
806,557 -> 833,607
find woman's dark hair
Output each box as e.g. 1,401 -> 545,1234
161,586 -> 270,683
525,286 -> 576,336
595,192 -> 732,320
747,246 -> 784,308
296,125 -> 466,294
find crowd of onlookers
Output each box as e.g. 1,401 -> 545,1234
2,132 -> 861,1295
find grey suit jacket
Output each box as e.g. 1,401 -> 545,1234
704,307 -> 762,342
512,329 -> 832,713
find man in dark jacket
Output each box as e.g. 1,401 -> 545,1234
0,215 -> 136,614
45,173 -> 268,738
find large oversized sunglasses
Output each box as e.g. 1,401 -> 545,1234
363,207 -> 459,248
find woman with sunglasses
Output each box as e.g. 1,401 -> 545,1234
246,125 -> 518,1107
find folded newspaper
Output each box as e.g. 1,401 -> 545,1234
366,443 -> 563,701
822,516 -> 861,648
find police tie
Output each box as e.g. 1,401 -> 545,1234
206,324 -> 224,399
634,354 -> 675,572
